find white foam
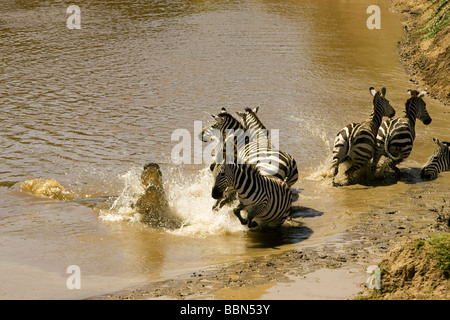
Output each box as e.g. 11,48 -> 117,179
99,166 -> 144,223
99,165 -> 246,237
164,167 -> 246,237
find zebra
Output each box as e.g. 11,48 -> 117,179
331,87 -> 396,185
420,138 -> 450,180
235,107 -> 299,187
372,89 -> 432,175
210,162 -> 292,228
200,108 -> 297,183
199,108 -> 297,210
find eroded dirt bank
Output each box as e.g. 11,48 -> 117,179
366,235 -> 450,300
389,0 -> 449,105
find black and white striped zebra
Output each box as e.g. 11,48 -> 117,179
211,162 -> 292,228
235,107 -> 299,187
372,89 -> 432,175
331,87 -> 396,185
420,138 -> 450,180
199,108 -> 296,184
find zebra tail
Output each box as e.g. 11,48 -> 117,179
283,158 -> 299,187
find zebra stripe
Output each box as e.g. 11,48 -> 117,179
373,89 -> 432,174
211,162 -> 292,228
420,138 -> 450,180
331,122 -> 358,176
331,87 -> 395,184
200,108 -> 296,186
236,107 -> 299,187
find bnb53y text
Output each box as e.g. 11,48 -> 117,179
180,304 -> 270,317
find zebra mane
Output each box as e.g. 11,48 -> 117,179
404,95 -> 423,119
244,107 -> 267,130
405,89 -> 426,107
368,88 -> 385,118
216,109 -> 244,128
238,162 -> 263,178
219,161 -> 261,176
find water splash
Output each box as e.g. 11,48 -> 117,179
99,165 -> 246,236
99,166 -> 144,223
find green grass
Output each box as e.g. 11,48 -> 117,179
415,234 -> 450,275
426,234 -> 450,275
415,0 -> 450,40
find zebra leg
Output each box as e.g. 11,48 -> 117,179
331,125 -> 353,183
212,191 -> 237,211
345,146 -> 374,177
345,160 -> 366,177
246,203 -> 267,228
212,199 -> 223,211
331,143 -> 348,178
331,157 -> 341,178
372,145 -> 384,173
388,160 -> 401,176
212,188 -> 237,211
233,203 -> 248,225
331,155 -> 348,186
332,165 -> 343,187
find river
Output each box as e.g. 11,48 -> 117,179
0,0 -> 448,299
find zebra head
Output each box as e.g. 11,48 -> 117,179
211,163 -> 234,200
369,87 -> 396,118
235,107 -> 263,130
406,89 -> 432,125
199,108 -> 241,142
420,138 -> 450,180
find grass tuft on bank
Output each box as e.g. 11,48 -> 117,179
416,0 -> 449,39
415,234 -> 450,275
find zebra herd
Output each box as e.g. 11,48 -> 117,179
199,87 -> 449,229
332,87 -> 448,184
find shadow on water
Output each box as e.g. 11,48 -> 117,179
337,162 -> 424,188
357,167 -> 424,187
290,205 -> 323,219
246,224 -> 314,249
245,206 -> 322,249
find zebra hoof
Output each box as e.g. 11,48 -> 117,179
248,221 -> 258,228
332,180 -> 343,187
212,201 -> 221,212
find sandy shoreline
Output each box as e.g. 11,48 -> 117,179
92,178 -> 449,300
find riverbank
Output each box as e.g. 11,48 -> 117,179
93,179 -> 450,300
389,0 -> 450,106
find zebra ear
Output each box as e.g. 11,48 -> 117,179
407,89 -> 412,95
381,87 -> 386,96
418,90 -> 427,98
433,138 -> 446,149
253,106 -> 259,114
369,87 -> 377,96
235,111 -> 245,118
220,107 -> 227,114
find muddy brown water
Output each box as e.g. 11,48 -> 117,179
0,0 -> 448,299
